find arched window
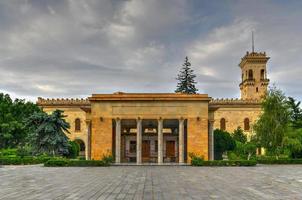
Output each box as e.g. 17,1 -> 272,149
75,118 -> 81,131
248,69 -> 253,79
220,118 -> 226,131
261,69 -> 265,80
256,87 -> 259,92
244,118 -> 250,131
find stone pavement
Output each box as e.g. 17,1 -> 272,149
1,165 -> 302,200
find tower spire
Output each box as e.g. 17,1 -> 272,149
252,31 -> 255,53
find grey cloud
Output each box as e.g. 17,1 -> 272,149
0,0 -> 301,103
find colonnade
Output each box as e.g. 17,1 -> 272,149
115,118 -> 185,164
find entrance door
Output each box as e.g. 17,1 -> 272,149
166,141 -> 175,158
142,140 -> 150,162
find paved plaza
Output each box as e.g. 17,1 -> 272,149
1,165 -> 302,200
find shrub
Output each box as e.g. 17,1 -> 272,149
66,141 -> 80,159
189,153 -> 204,166
191,160 -> 257,167
0,148 -> 18,157
44,159 -> 109,167
102,154 -> 114,165
0,156 -> 54,165
257,158 -> 302,164
44,159 -> 69,167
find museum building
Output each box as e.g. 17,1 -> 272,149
37,51 -> 269,164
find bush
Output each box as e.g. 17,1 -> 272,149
189,153 -> 204,166
44,159 -> 109,167
102,154 -> 114,165
191,159 -> 257,167
0,148 -> 18,157
65,141 -> 80,159
257,159 -> 302,164
44,159 -> 69,167
0,156 -> 54,165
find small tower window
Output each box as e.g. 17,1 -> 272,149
220,118 -> 226,131
256,87 -> 258,92
261,69 -> 265,80
248,69 -> 253,79
244,118 -> 250,131
75,118 -> 81,131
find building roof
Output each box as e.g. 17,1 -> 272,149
89,92 -> 211,101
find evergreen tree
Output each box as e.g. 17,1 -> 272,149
175,57 -> 198,94
26,110 -> 70,156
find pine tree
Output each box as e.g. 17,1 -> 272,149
175,56 -> 198,94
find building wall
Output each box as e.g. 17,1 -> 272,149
213,106 -> 262,138
42,107 -> 88,148
90,100 -> 209,161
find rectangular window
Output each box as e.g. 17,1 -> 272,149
129,141 -> 136,153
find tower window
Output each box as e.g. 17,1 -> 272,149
248,69 -> 253,79
256,87 -> 258,92
244,118 -> 250,131
220,118 -> 226,131
261,69 -> 265,80
75,118 -> 81,131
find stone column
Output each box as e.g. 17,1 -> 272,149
136,118 -> 142,164
85,120 -> 91,160
208,120 -> 214,161
179,118 -> 185,164
158,118 -> 163,164
115,118 -> 121,164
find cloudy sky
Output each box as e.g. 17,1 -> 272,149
0,0 -> 302,102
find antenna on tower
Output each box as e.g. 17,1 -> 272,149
252,31 -> 255,53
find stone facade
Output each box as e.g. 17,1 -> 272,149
37,51 -> 270,163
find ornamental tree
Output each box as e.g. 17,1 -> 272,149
26,110 -> 70,156
254,86 -> 290,158
175,56 -> 198,94
0,93 -> 41,149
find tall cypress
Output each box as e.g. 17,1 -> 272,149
175,56 -> 198,94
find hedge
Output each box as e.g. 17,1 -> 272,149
257,159 -> 302,164
192,160 -> 257,166
0,156 -> 53,165
44,159 -> 110,167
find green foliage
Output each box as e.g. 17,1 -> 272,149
232,127 -> 247,144
214,129 -> 235,160
175,56 -> 198,94
282,128 -> 302,158
287,97 -> 302,128
26,110 -> 70,156
0,155 -> 54,165
0,93 -> 41,149
257,158 -> 302,164
189,153 -> 204,166
65,141 -> 80,159
254,86 -> 291,157
102,153 -> 114,165
44,158 -> 110,167
191,159 -> 257,166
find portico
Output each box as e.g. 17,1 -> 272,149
114,118 -> 186,164
89,93 -> 211,164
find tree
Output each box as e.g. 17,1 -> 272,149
0,93 -> 41,149
287,97 -> 302,128
283,128 -> 302,158
26,110 -> 70,156
175,56 -> 198,94
232,127 -> 247,144
214,129 -> 236,160
254,86 -> 290,158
